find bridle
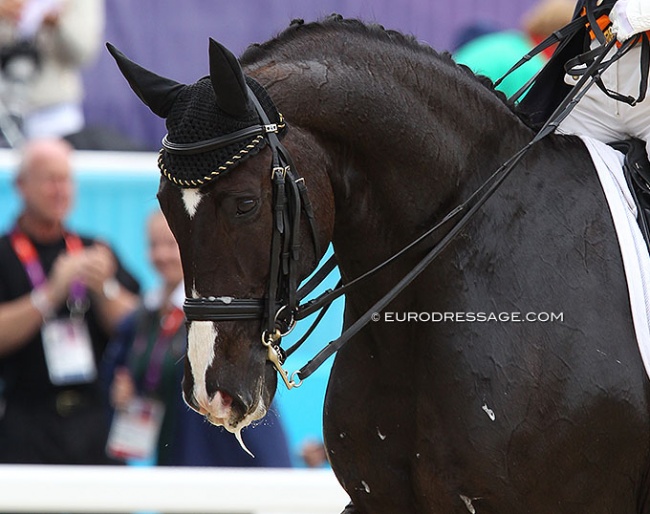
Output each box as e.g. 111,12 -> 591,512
165,30 -> 639,390
165,84 -> 321,388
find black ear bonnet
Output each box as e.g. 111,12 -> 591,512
106,41 -> 286,187
158,76 -> 286,187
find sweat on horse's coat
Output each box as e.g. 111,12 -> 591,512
109,15 -> 650,514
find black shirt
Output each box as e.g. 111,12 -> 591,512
0,231 -> 140,402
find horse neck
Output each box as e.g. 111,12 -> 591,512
248,40 -> 533,286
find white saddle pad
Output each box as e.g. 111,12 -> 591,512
580,135 -> 650,380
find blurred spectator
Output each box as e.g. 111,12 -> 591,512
300,438 -> 328,468
0,137 -> 140,464
0,0 -> 104,146
103,210 -> 293,467
521,0 -> 576,58
453,0 -> 574,98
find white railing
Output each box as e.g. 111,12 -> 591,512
0,465 -> 349,513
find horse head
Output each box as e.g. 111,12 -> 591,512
108,40 -> 334,438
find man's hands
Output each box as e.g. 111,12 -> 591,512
47,244 -> 118,308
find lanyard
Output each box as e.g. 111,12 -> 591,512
10,227 -> 88,312
141,306 -> 185,393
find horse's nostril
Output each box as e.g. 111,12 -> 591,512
206,379 -> 247,409
217,390 -> 233,409
205,377 -> 219,399
209,388 -> 250,422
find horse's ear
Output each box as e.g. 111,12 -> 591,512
106,42 -> 185,119
208,38 -> 251,119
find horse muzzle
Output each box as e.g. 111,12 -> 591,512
183,319 -> 275,430
183,385 -> 262,430
184,296 -> 301,390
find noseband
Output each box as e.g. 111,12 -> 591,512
164,84 -> 320,387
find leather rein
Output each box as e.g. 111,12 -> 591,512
170,33 -> 637,389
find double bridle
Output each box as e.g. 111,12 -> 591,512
165,31 -> 639,389
165,84 -> 322,388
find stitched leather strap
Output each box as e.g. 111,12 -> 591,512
162,125 -> 269,155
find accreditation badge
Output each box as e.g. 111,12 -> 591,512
106,397 -> 165,462
41,317 -> 97,385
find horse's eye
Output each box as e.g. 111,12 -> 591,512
236,198 -> 258,216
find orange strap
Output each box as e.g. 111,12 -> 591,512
584,10 -> 650,46
585,11 -> 613,41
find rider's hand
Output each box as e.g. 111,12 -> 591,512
611,0 -> 650,42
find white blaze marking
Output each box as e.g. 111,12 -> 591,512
187,321 -> 217,408
182,188 -> 203,218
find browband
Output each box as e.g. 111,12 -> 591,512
162,122 -> 280,155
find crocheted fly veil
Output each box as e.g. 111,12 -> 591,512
107,39 -> 286,187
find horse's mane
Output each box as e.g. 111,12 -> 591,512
241,14 -> 530,124
241,14 -> 437,63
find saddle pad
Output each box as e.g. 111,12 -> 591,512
581,135 -> 650,380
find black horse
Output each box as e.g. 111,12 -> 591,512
110,16 -> 650,513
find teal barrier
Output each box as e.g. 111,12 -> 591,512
0,149 -> 340,467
